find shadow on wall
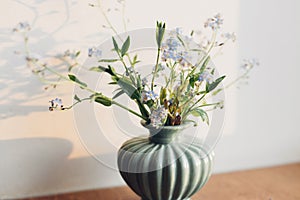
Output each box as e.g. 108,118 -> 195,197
0,1 -> 71,120
0,0 -> 102,120
0,138 -> 124,199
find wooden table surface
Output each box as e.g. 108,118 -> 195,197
22,163 -> 300,200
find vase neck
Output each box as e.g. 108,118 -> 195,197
141,121 -> 194,144
149,128 -> 181,144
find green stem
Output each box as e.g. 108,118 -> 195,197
183,30 -> 217,88
195,102 -> 221,108
43,65 -> 96,94
182,93 -> 207,120
118,54 -> 136,86
64,97 -> 91,110
112,100 -> 147,120
151,48 -> 161,90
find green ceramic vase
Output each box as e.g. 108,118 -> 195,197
117,122 -> 214,200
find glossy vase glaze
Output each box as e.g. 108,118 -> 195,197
117,122 -> 214,200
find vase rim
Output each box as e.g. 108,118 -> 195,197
140,120 -> 194,131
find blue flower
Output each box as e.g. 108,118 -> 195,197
204,13 -> 223,30
13,22 -> 31,32
149,106 -> 168,127
163,38 -> 180,51
198,71 -> 213,83
88,47 -> 102,57
125,67 -> 135,76
142,91 -> 159,102
49,98 -> 64,111
142,77 -> 148,86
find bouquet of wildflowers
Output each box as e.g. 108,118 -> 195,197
14,13 -> 258,127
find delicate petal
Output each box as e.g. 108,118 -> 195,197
198,71 -> 213,83
149,106 -> 168,127
142,91 -> 159,102
221,32 -> 237,42
49,98 -> 64,111
204,13 -> 223,30
13,22 -> 31,32
88,47 -> 102,57
241,58 -> 259,70
64,49 -> 78,59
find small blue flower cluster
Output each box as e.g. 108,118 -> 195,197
198,71 -> 213,83
13,22 -> 31,32
88,47 -> 102,57
161,37 -> 181,61
149,106 -> 168,127
142,91 -> 159,102
204,13 -> 223,30
49,98 -> 64,111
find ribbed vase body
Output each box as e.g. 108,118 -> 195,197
117,125 -> 214,200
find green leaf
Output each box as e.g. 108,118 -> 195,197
89,66 -> 106,72
156,21 -> 166,48
212,88 -> 222,96
200,56 -> 211,73
191,108 -> 209,125
133,54 -> 138,63
117,77 -> 140,100
89,65 -> 117,77
75,51 -> 81,57
112,37 -> 119,52
74,94 -> 81,102
92,93 -> 112,106
185,119 -> 198,126
177,35 -> 186,47
98,58 -> 119,63
121,36 -> 130,57
160,87 -> 167,105
68,74 -> 87,88
136,74 -> 142,90
190,30 -> 194,36
108,81 -> 117,85
136,100 -> 149,118
112,90 -> 125,99
189,73 -> 199,88
206,75 -> 226,93
117,77 -> 149,118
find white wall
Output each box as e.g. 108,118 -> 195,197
0,0 -> 299,198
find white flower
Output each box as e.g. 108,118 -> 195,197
149,106 -> 168,127
204,13 -> 223,30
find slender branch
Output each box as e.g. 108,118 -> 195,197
151,48 -> 161,90
64,97 -> 91,110
97,0 -> 123,41
182,93 -> 207,120
183,30 -> 218,87
112,100 -> 147,120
